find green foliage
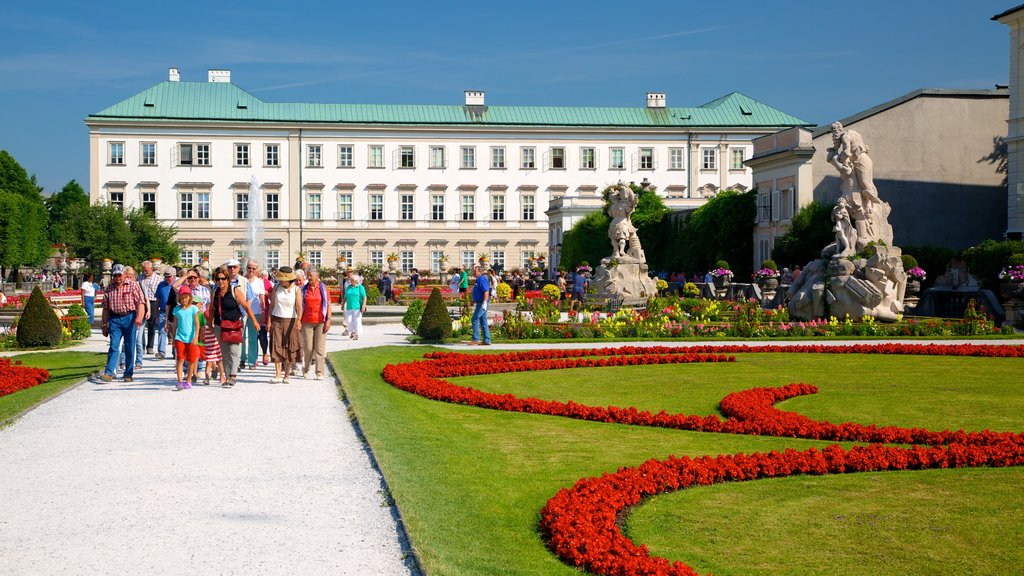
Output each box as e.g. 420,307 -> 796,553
53,204 -> 178,267
402,298 -> 426,334
761,260 -> 778,271
715,260 -> 730,270
66,303 -> 92,339
900,244 -> 956,289
682,282 -> 700,297
672,190 -> 756,279
901,254 -> 919,270
960,239 -> 1024,289
541,284 -> 561,301
0,151 -> 51,276
45,180 -> 89,241
355,262 -> 383,281
365,284 -> 382,304
1007,253 -> 1024,267
16,287 -> 63,348
771,201 -> 834,269
496,282 -> 512,301
417,288 -> 452,341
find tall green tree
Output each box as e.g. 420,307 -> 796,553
54,204 -> 178,268
770,201 -> 834,270
0,150 -> 52,279
45,179 -> 89,240
560,183 -> 669,269
671,190 -> 757,279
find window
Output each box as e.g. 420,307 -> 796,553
307,144 -> 322,167
141,142 -> 156,166
266,192 -> 280,220
141,191 -> 156,216
731,148 -> 745,170
490,146 -> 506,169
266,250 -> 280,270
109,190 -> 124,211
702,148 -> 717,170
431,250 -> 445,273
265,144 -> 280,167
235,192 -> 249,220
460,146 -> 476,169
306,192 -> 322,220
400,194 -> 414,221
669,148 -> 685,170
337,250 -> 353,266
429,146 -> 446,169
179,250 -> 195,266
491,194 -> 505,221
431,194 -> 445,221
400,251 -> 414,273
235,143 -> 250,167
550,147 -> 565,169
370,250 -> 384,266
368,145 -> 384,168
196,144 -> 210,166
610,147 -> 624,170
235,250 -> 249,261
461,250 -> 475,268
639,147 -> 654,170
461,194 -> 475,221
522,250 -> 537,268
522,195 -> 535,221
307,250 -> 322,268
370,194 -> 383,221
399,145 -> 415,168
338,145 -> 353,168
337,194 -> 353,220
108,142 -> 124,165
178,143 -> 193,165
491,251 -> 505,271
196,192 -> 210,218
178,192 -> 193,219
521,147 -> 536,169
580,147 -> 596,169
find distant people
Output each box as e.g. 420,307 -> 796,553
139,261 -> 161,355
448,270 -> 460,293
119,267 -> 147,371
343,268 -> 367,341
459,265 -> 469,295
704,270 -> 714,285
169,285 -> 200,391
379,271 -> 396,303
780,267 -> 794,285
792,265 -> 802,282
154,267 -> 176,360
557,270 -> 567,301
409,269 -> 420,293
469,264 -> 491,345
300,269 -> 330,380
242,261 -> 270,369
269,266 -> 303,384
569,267 -> 588,315
98,264 -> 146,383
81,272 -> 96,325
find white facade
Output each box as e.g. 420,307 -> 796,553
995,5 -> 1024,239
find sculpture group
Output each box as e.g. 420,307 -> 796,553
788,122 -> 907,320
591,181 -> 657,302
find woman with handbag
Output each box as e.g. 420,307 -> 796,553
268,266 -> 303,384
210,266 -> 260,387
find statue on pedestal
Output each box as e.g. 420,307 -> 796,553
591,181 -> 657,303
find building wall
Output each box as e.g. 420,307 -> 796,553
749,128 -> 816,270
810,94 -> 1008,249
997,9 -> 1024,238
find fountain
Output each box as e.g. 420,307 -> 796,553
246,176 -> 264,267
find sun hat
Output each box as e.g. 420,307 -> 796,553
226,258 -> 241,267
111,264 -> 125,275
275,266 -> 296,282
178,285 -> 193,296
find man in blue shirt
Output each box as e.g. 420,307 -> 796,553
470,264 -> 491,345
569,269 -> 588,315
154,268 -> 176,359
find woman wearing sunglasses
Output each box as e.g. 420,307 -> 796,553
210,266 -> 261,387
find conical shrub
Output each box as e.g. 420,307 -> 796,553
16,286 -> 64,348
417,287 -> 452,341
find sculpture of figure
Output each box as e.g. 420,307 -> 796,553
831,198 -> 857,257
607,181 -> 644,260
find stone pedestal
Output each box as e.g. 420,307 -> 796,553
592,257 -> 657,304
1004,299 -> 1024,329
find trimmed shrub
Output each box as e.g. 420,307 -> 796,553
365,284 -> 382,304
496,282 -> 512,301
901,244 -> 957,289
66,303 -> 91,339
402,298 -> 426,334
682,282 -> 700,297
417,287 -> 452,341
715,260 -> 730,270
761,259 -> 778,271
16,287 -> 63,348
901,254 -> 919,270
961,239 -> 1024,289
1009,253 -> 1024,267
541,284 -> 561,301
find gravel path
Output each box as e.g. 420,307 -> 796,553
0,323 -> 419,576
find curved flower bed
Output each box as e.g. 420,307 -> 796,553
381,344 -> 1024,576
0,359 -> 50,397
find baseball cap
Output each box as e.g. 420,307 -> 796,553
178,285 -> 193,296
111,264 -> 125,275
163,266 -> 174,276
226,258 -> 241,267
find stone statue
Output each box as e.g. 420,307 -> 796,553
788,123 -> 906,321
590,181 -> 657,303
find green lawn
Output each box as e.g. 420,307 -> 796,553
331,347 -> 1024,576
0,352 -> 107,426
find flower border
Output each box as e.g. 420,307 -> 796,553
0,359 -> 51,398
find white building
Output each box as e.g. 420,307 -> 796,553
995,4 -> 1024,240
87,68 -> 810,273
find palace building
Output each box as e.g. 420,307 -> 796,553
87,68 -> 810,273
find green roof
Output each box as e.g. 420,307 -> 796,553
88,81 -> 812,128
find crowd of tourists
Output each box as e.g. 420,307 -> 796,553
92,259 -> 367,390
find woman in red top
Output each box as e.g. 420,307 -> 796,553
300,269 -> 331,380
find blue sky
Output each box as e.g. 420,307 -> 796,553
0,0 -> 1013,193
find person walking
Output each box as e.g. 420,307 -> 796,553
343,268 -> 366,340
300,269 -> 330,380
569,267 -> 588,315
459,265 -> 469,297
139,260 -> 161,355
154,267 -> 176,360
81,272 -> 96,325
242,260 -> 270,369
268,266 -> 303,383
557,270 -> 567,302
408,269 -> 420,293
379,271 -> 395,303
98,264 -> 146,383
210,266 -> 260,387
448,269 -> 460,294
119,267 -> 147,371
469,264 -> 491,345
168,285 -> 200,391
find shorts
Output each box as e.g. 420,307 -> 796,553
174,340 -> 200,363
571,291 -> 585,302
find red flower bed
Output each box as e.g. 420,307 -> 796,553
0,359 -> 50,397
381,344 -> 1024,576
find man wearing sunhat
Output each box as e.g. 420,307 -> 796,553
99,264 -> 146,382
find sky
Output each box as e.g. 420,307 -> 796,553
0,0 -> 1014,193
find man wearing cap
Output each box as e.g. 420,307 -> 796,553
99,264 -> 146,382
470,264 -> 491,345
139,260 -> 161,355
154,267 -> 176,359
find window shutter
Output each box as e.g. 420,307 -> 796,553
771,191 -> 781,222
171,143 -> 179,166
542,150 -> 550,171
630,151 -> 639,172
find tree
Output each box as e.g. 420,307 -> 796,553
45,179 -> 89,240
16,286 -> 64,348
417,287 -> 452,341
54,204 -> 178,268
0,151 -> 52,279
771,201 -> 834,270
672,190 -> 757,279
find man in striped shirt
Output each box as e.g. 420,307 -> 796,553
99,264 -> 146,383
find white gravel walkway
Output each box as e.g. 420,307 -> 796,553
0,323 -> 419,576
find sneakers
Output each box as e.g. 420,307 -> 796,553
183,380 -> 192,389
342,329 -> 349,336
123,377 -> 134,383
175,382 -> 185,391
303,369 -> 311,379
352,334 -> 359,340
98,374 -> 113,384
271,376 -> 283,384
315,373 -> 323,381
155,353 -> 165,360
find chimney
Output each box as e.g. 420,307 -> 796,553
646,92 -> 666,108
208,69 -> 231,83
465,90 -> 485,106
169,67 -> 180,82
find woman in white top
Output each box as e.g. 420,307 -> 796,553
81,272 -> 96,325
267,266 -> 303,383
